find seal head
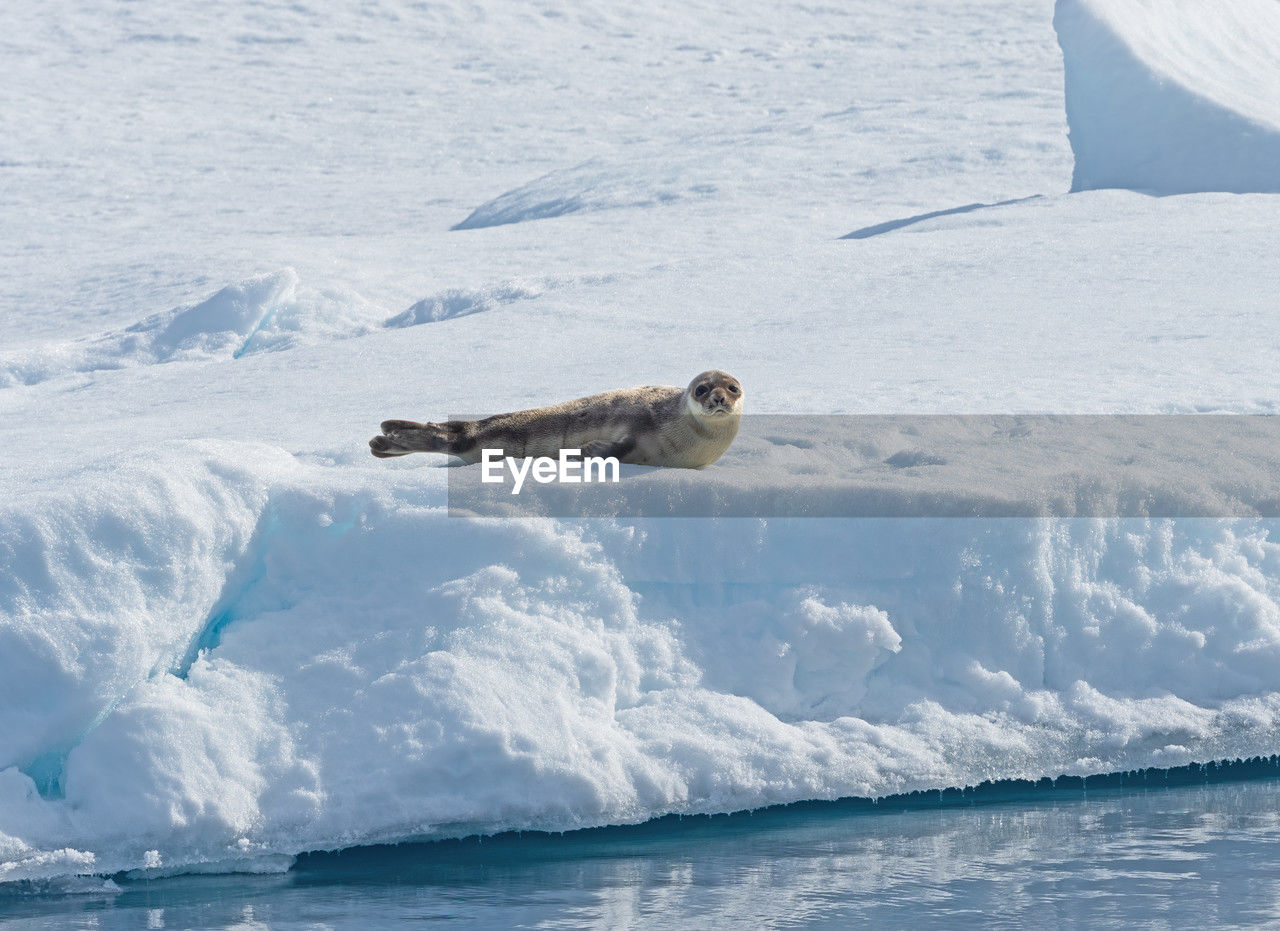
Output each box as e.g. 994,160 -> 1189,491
685,370 -> 744,419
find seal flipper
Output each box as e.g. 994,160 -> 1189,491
369,434 -> 411,458
573,436 -> 636,461
370,419 -> 439,458
380,419 -> 425,434
370,419 -> 479,458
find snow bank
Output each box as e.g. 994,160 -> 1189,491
1055,0 -> 1280,193
5,443 -> 1280,883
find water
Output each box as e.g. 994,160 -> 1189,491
5,777 -> 1280,929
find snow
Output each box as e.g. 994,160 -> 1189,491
1056,0 -> 1280,193
3,0 -> 1280,887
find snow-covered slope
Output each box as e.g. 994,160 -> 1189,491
3,0 -> 1280,886
1055,0 -> 1280,193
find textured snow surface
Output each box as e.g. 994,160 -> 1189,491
6,447 -> 1280,882
1056,0 -> 1280,193
3,0 -> 1280,885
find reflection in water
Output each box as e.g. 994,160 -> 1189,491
5,778 -> 1280,928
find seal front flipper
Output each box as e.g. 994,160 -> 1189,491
573,437 -> 636,460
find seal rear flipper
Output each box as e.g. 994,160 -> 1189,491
380,419 -> 425,434
371,419 -> 478,458
370,420 -> 439,458
369,435 -> 412,458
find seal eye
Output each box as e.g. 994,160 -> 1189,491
727,385 -> 739,395
695,385 -> 709,398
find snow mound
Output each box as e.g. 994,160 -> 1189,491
1055,0 -> 1280,193
384,283 -> 543,327
0,269 -> 296,386
0,271 -> 379,387
150,270 -> 303,359
5,444 -> 1280,883
0,274 -> 551,388
452,158 -> 718,230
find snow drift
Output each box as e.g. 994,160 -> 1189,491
452,157 -> 720,230
1055,0 -> 1280,193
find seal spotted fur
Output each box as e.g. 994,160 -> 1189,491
370,371 -> 743,468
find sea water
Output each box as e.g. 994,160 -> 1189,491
4,775 -> 1279,929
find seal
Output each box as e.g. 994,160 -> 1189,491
370,370 -> 743,468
